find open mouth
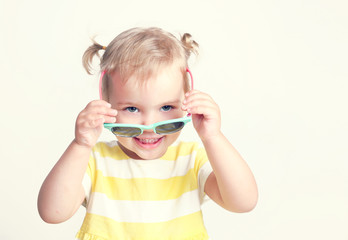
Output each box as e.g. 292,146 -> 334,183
134,136 -> 164,149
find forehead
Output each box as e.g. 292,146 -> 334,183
109,65 -> 185,105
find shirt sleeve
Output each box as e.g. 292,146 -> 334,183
81,150 -> 96,207
194,145 -> 213,204
81,173 -> 91,207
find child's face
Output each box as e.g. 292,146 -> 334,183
108,64 -> 186,160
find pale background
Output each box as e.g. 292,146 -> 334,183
0,0 -> 347,239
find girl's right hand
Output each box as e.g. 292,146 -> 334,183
74,100 -> 117,148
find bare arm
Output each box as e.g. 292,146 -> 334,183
182,90 -> 258,212
37,141 -> 91,223
202,133 -> 258,212
37,100 -> 117,223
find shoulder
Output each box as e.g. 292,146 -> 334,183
171,140 -> 204,153
173,140 -> 207,159
165,140 -> 208,167
93,140 -> 118,150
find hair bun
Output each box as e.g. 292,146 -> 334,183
82,39 -> 106,75
181,33 -> 199,57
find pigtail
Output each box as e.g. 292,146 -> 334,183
82,39 -> 107,75
181,33 -> 199,59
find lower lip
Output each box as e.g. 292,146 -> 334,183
134,137 -> 164,149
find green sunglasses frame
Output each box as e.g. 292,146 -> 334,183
99,68 -> 194,137
103,116 -> 192,137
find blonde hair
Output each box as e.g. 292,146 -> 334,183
82,27 -> 198,100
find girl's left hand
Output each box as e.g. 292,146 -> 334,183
182,90 -> 221,141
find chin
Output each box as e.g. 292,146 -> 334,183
132,137 -> 169,160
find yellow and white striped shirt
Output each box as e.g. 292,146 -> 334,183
77,140 -> 213,240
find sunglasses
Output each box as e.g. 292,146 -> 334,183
99,69 -> 194,138
104,116 -> 191,137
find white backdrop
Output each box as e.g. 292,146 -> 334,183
0,0 -> 347,239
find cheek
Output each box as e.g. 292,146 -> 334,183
167,108 -> 186,119
116,136 -> 130,144
165,131 -> 181,143
116,136 -> 135,153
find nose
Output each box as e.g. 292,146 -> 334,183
140,113 -> 158,132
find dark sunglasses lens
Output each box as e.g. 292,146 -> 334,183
111,127 -> 142,137
155,122 -> 185,134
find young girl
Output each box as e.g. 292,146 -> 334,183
38,27 -> 258,240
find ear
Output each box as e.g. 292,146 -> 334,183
99,70 -> 107,100
186,68 -> 194,90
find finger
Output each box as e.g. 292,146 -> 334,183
86,99 -> 112,108
182,98 -> 217,112
183,97 -> 215,108
183,98 -> 220,119
78,111 -> 111,128
77,116 -> 105,130
185,89 -> 201,96
184,91 -> 213,105
83,103 -> 118,117
185,90 -> 212,99
104,116 -> 117,123
96,107 -> 118,117
186,105 -> 218,117
84,115 -> 116,124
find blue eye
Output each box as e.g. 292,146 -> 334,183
126,107 -> 139,113
161,105 -> 173,112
